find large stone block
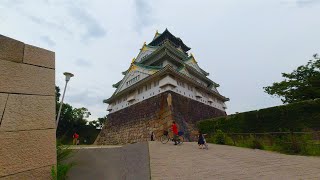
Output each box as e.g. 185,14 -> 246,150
0,60 -> 54,95
0,94 -> 55,132
0,35 -> 24,63
1,165 -> 53,180
0,93 -> 9,122
23,44 -> 55,69
0,129 -> 56,177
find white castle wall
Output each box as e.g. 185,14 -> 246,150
108,75 -> 226,113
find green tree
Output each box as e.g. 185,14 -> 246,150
55,86 -> 100,144
97,116 -> 107,128
56,86 -> 61,102
88,116 -> 107,129
264,54 -> 320,103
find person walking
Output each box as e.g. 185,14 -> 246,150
171,121 -> 179,145
151,131 -> 155,141
198,131 -> 205,149
73,132 -> 79,145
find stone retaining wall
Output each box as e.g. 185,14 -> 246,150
96,91 -> 226,145
0,35 -> 56,179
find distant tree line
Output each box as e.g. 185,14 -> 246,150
56,86 -> 106,144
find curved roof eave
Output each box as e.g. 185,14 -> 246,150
104,65 -> 229,104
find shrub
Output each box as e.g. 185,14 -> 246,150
197,99 -> 320,156
51,163 -> 75,180
270,134 -> 299,154
251,138 -> 264,150
235,135 -> 255,148
214,130 -> 226,144
51,141 -> 75,180
197,99 -> 320,134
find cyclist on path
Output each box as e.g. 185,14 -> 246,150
171,121 -> 179,145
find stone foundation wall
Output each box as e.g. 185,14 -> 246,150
96,92 -> 173,145
96,91 -> 226,145
0,35 -> 56,179
171,92 -> 227,141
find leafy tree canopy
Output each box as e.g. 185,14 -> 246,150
89,116 -> 107,129
55,86 -> 105,144
264,54 -> 320,103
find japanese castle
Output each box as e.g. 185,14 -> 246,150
104,29 -> 228,113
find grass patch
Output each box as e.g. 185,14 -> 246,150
208,130 -> 320,156
51,141 -> 75,180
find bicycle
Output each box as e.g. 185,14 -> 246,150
160,130 -> 184,144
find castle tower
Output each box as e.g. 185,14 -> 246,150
96,29 -> 229,145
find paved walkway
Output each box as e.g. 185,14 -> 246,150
149,142 -> 320,180
66,142 -> 320,179
67,143 -> 150,180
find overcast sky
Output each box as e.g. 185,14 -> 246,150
1,0 -> 319,120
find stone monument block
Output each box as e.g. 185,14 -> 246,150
0,60 -> 55,95
24,44 -> 55,69
0,34 -> 56,179
0,35 -> 24,63
0,129 -> 56,177
0,94 -> 55,132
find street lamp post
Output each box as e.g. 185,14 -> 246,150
56,72 -> 74,128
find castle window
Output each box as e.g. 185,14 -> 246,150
177,80 -> 185,88
127,75 -> 140,86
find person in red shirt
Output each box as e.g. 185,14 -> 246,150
73,132 -> 79,145
171,121 -> 179,145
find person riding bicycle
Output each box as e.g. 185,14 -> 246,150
171,121 -> 179,145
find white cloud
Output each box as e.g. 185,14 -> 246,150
67,3 -> 106,41
40,36 -> 56,47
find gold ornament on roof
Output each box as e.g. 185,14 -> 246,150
190,53 -> 197,63
153,30 -> 160,40
141,42 -> 148,51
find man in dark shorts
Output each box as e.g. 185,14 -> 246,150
171,121 -> 179,145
